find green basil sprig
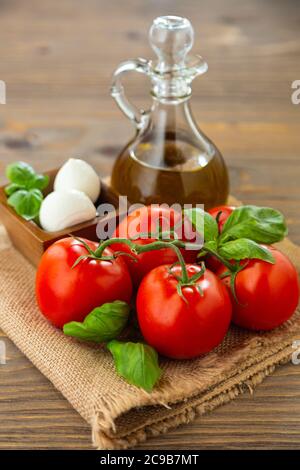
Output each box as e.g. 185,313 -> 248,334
5,161 -> 49,221
219,205 -> 287,244
218,238 -> 275,263
107,340 -> 162,392
63,301 -> 162,392
184,205 -> 287,265
63,301 -> 130,342
184,207 -> 218,243
7,188 -> 43,221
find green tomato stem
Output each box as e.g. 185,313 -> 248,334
94,238 -> 135,257
203,246 -> 235,271
92,236 -> 190,285
75,235 -> 207,290
134,240 -> 189,284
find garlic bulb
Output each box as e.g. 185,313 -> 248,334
39,190 -> 96,232
54,158 -> 101,203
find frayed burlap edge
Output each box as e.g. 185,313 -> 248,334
91,330 -> 299,449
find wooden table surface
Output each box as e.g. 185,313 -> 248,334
1,0 -> 300,450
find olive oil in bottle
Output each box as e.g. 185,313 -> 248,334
111,16 -> 229,209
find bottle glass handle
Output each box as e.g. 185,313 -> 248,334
111,58 -> 151,130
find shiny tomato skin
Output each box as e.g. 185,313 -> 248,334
36,237 -> 132,328
112,206 -> 198,287
206,205 -> 236,272
205,253 -> 223,273
217,246 -> 299,331
136,264 -> 232,359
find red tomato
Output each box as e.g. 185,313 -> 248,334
205,253 -> 223,273
112,206 -> 198,287
206,205 -> 236,272
136,264 -> 232,359
217,246 -> 299,331
36,237 -> 132,328
208,205 -> 235,233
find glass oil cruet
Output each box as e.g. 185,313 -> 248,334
110,15 -> 229,209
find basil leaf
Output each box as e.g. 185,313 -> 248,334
220,205 -> 287,244
6,161 -> 49,194
63,301 -> 130,343
5,162 -> 49,222
219,238 -> 275,263
184,208 -> 218,242
7,188 -> 43,220
107,340 -> 162,392
6,161 -> 35,186
203,240 -> 218,253
27,173 -> 49,191
5,183 -> 24,196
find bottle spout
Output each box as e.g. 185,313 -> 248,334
149,16 -> 208,99
149,16 -> 194,73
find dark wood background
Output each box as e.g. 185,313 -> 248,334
0,0 -> 300,449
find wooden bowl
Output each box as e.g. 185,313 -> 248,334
0,169 -> 122,266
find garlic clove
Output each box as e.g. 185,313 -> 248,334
39,189 -> 96,232
54,158 -> 101,203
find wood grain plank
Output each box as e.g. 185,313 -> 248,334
0,0 -> 300,450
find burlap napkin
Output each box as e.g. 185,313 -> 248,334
0,203 -> 300,450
